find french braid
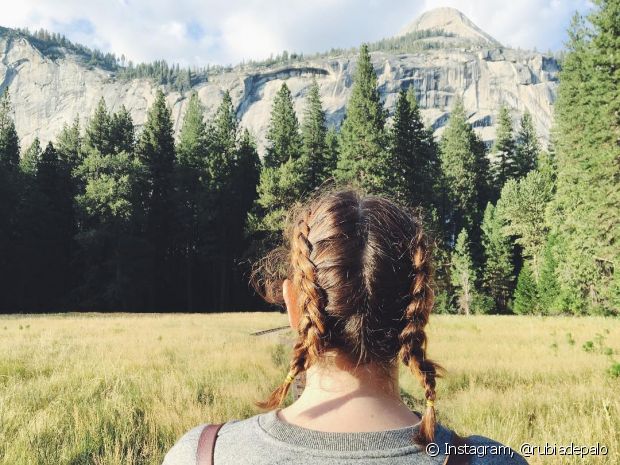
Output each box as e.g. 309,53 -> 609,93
398,225 -> 443,445
255,211 -> 327,409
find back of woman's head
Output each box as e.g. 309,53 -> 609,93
252,188 -> 441,445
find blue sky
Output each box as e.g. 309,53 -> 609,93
2,0 -> 593,67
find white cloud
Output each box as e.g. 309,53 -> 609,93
0,0 -> 592,66
220,13 -> 285,64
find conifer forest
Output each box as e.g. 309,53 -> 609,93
0,1 -> 617,315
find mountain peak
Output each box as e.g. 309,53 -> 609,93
398,7 -> 500,46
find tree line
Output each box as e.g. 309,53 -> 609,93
0,0 -> 617,315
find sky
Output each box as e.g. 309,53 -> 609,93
0,0 -> 594,67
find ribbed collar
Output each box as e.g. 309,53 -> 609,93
258,408 -> 440,452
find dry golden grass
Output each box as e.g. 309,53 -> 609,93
0,313 -> 618,464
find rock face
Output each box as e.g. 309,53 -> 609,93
0,8 -> 558,155
398,7 -> 500,46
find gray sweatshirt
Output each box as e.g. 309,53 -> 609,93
162,409 -> 528,464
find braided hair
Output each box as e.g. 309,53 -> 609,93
253,189 -> 442,445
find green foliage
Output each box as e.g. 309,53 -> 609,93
22,142 -> 76,309
515,111 -> 539,176
255,157 -> 309,233
255,80 -> 330,236
439,98 -> 490,243
513,263 -> 538,315
110,106 -> 135,155
433,289 -> 455,314
116,61 -> 194,92
323,127 -> 340,177
174,92 -> 260,311
86,98 -> 113,154
177,93 -> 207,167
471,292 -> 495,315
76,150 -> 145,221
387,87 -> 440,209
537,234 -> 562,314
450,229 -> 477,315
55,118 -> 83,171
69,102 -> 142,310
549,1 -> 620,314
335,44 -> 388,193
608,362 -> 620,379
481,203 -> 514,313
21,138 -> 42,175
136,90 -> 176,310
264,83 -> 302,169
0,90 -> 20,169
497,170 -> 553,279
582,340 -> 595,352
0,92 -> 26,311
490,104 -> 517,193
300,79 -> 329,188
205,93 -> 261,310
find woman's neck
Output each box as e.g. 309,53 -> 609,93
277,353 -> 421,432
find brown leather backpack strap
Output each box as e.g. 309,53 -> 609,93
443,431 -> 472,465
196,423 -> 225,465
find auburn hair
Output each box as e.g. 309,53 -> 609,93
252,188 -> 442,445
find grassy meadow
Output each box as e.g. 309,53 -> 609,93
0,313 -> 619,465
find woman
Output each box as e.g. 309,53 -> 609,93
163,189 -> 528,465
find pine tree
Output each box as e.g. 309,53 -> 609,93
0,90 -> 20,169
264,83 -> 302,168
228,128 -> 261,308
110,106 -> 135,154
75,145 -> 146,310
439,98 -> 490,246
136,89 -> 176,310
388,88 -> 413,203
177,93 -> 207,168
496,170 -> 553,279
235,129 -> 261,216
300,79 -> 328,189
255,156 -> 308,233
21,138 -> 42,175
490,104 -> 517,194
86,97 -> 112,154
0,90 -> 22,310
388,87 -> 440,208
335,44 -> 388,192
407,86 -> 441,210
515,110 -> 539,177
175,92 -> 208,311
549,2 -> 620,314
450,229 -> 477,315
513,263 -> 538,315
31,142 -> 75,309
537,233 -> 562,314
207,91 -> 238,191
56,117 -> 83,171
481,203 -> 514,313
205,91 -> 246,310
323,127 -> 339,178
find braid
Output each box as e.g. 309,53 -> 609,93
398,227 -> 442,445
255,211 -> 327,409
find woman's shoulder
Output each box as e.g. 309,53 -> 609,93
162,423 -> 205,465
161,417 -> 249,465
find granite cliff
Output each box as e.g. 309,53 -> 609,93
0,7 -> 559,154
